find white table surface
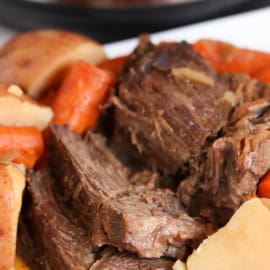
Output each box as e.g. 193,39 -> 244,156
0,6 -> 270,58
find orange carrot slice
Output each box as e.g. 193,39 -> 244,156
99,56 -> 128,78
0,125 -> 44,168
194,40 -> 270,77
52,60 -> 115,134
258,171 -> 270,198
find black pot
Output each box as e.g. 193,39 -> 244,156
0,0 -> 254,42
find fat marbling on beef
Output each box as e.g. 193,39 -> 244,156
179,99 -> 270,226
113,35 -> 230,174
49,124 -> 212,259
18,169 -> 95,270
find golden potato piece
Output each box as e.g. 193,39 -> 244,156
173,260 -> 187,270
0,84 -> 53,130
0,30 -> 107,98
187,198 -> 270,270
0,164 -> 26,270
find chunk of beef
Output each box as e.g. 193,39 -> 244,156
18,169 -> 95,270
179,99 -> 270,226
219,72 -> 270,103
113,35 -> 230,174
109,126 -> 148,175
90,248 -> 173,270
49,124 -> 212,259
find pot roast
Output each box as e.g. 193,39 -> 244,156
48,124 -> 211,259
17,36 -> 270,269
113,35 -> 230,174
18,169 -> 95,270
179,98 -> 270,226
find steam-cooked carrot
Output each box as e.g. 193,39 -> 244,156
193,40 -> 270,76
0,125 -> 44,168
257,171 -> 270,198
99,56 -> 128,77
52,60 -> 115,134
253,68 -> 270,83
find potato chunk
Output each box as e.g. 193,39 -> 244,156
0,30 -> 106,98
0,164 -> 26,270
187,198 -> 270,270
173,260 -> 187,270
0,84 -> 53,130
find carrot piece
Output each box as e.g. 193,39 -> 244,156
253,68 -> 270,83
0,125 -> 44,168
52,60 -> 115,134
257,171 -> 270,198
193,40 -> 270,75
193,39 -> 236,71
99,56 -> 128,78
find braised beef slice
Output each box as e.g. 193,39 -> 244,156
18,204 -> 46,270
219,72 -> 270,103
179,99 -> 270,226
18,169 -> 95,270
49,124 -> 211,259
113,35 -> 230,174
90,248 -> 173,270
109,126 -> 148,175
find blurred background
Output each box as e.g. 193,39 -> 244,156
0,0 -> 270,43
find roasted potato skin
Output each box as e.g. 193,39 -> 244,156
0,30 -> 107,98
0,164 -> 25,270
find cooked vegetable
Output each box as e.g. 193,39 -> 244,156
52,60 -> 115,134
99,56 -> 128,78
173,260 -> 187,270
254,68 -> 270,83
186,198 -> 270,270
194,40 -> 270,82
187,198 -> 270,270
257,171 -> 270,198
0,30 -> 107,98
0,164 -> 25,270
0,126 -> 44,168
0,84 -> 53,130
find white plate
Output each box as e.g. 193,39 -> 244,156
104,7 -> 270,58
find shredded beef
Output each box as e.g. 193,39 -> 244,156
49,124 -> 212,259
113,35 -> 230,174
219,72 -> 270,103
179,99 -> 270,226
18,169 -> 95,270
